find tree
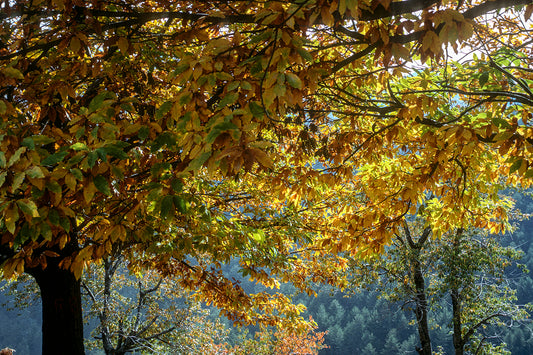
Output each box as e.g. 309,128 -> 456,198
348,219 -> 531,354
1,1 -> 533,353
81,249 -> 229,355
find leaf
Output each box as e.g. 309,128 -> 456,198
87,151 -> 98,168
509,159 -> 523,174
22,137 -> 35,150
4,206 -> 19,234
30,135 -> 55,145
250,230 -> 266,244
173,195 -> 188,213
0,151 -> 5,168
525,4 -> 533,21
25,166 -> 45,179
70,142 -> 88,151
479,72 -> 489,87
155,101 -> 173,120
286,73 -> 303,89
0,100 -> 7,114
117,37 -> 129,53
41,151 -> 68,166
102,145 -> 129,160
93,175 -> 112,196
250,148 -> 273,168
218,92 -> 239,108
2,67 -> 24,80
187,151 -> 211,172
16,200 -> 39,218
296,47 -> 313,62
88,91 -> 115,113
160,195 -> 174,219
0,171 -> 7,187
249,101 -> 265,118
40,222 -> 52,241
7,147 -> 26,167
206,122 -> 239,143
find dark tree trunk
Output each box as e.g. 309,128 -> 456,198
451,289 -> 464,355
28,255 -> 85,355
413,260 -> 432,355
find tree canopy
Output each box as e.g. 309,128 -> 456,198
1,0 -> 532,353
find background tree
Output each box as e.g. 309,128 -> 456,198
81,248 -> 229,355
348,218 -> 531,355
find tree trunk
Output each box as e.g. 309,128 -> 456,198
451,289 -> 464,355
413,260 -> 432,355
28,260 -> 85,355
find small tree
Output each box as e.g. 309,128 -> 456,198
349,219 -> 531,354
81,248 -> 229,354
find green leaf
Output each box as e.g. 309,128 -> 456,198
16,200 -> 39,218
206,122 -> 239,143
87,151 -> 98,168
286,73 -> 303,89
41,151 -> 68,166
8,147 -> 26,167
509,159 -> 523,174
0,100 -> 7,115
138,126 -> 150,140
60,218 -> 71,232
102,145 -> 129,160
22,137 -> 35,150
25,166 -> 45,179
155,101 -> 173,120
88,91 -> 115,113
171,179 -> 183,193
12,172 -> 25,191
94,175 -> 112,196
0,152 -> 5,168
70,168 -> 84,180
173,195 -> 188,213
241,81 -> 253,90
40,222 -> 52,241
160,195 -> 174,219
70,142 -> 88,151
48,208 -> 60,225
479,71 -> 489,87
46,180 -> 62,194
218,92 -> 239,108
250,230 -> 266,244
187,151 -> 211,172
173,62 -> 190,75
30,135 -> 55,145
249,101 -> 265,118
0,171 -> 7,187
296,47 -> 313,62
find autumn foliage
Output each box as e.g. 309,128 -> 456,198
1,0 -> 533,353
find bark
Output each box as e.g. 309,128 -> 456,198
27,247 -> 85,355
413,259 -> 432,355
451,289 -> 464,355
403,225 -> 433,355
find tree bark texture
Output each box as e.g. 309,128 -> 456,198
28,250 -> 85,355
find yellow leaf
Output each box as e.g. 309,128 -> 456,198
4,206 -> 19,234
250,148 -> 273,168
83,181 -> 97,203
